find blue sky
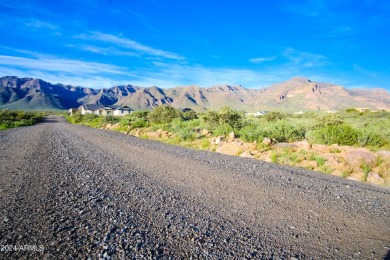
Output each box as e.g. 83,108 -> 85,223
0,0 -> 389,90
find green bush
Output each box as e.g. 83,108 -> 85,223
308,124 -> 358,145
239,124 -> 265,142
84,114 -> 99,122
218,107 -> 243,129
357,130 -> 387,147
265,120 -> 306,142
315,114 -> 344,127
177,128 -> 197,141
102,115 -> 119,124
238,120 -> 306,143
203,107 -> 243,130
213,123 -> 234,136
264,111 -> 284,122
202,110 -> 219,127
345,108 -> 358,113
148,105 -> 180,124
0,110 -> 44,129
181,110 -> 198,121
130,110 -> 150,119
16,111 -> 33,120
72,112 -> 84,123
132,118 -> 149,128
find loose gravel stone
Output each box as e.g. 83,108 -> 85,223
0,116 -> 389,259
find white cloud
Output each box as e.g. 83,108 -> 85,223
0,55 -> 128,75
249,56 -> 276,63
353,64 -> 378,78
0,53 -> 144,88
74,45 -> 139,57
76,32 -> 184,60
282,48 -> 329,67
26,19 -> 59,31
0,66 -> 128,88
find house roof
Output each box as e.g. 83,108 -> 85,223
80,104 -> 133,111
81,104 -> 104,111
116,105 -> 133,110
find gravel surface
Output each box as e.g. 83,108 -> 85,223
0,116 -> 389,259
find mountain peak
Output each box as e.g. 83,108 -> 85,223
287,76 -> 311,83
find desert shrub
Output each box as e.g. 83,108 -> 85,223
148,105 -> 180,124
132,118 -> 149,128
119,115 -> 134,126
345,108 -> 359,113
102,115 -> 119,124
16,111 -> 33,120
213,123 -> 234,136
177,128 -> 197,141
357,130 -> 387,147
315,114 -> 344,127
203,107 -> 243,130
161,118 -> 201,141
239,124 -> 265,142
84,116 -> 103,128
364,110 -> 390,119
202,111 -> 219,127
0,110 -> 44,129
130,110 -> 150,119
181,110 -> 198,121
72,112 -> 84,123
239,120 -> 305,143
84,114 -> 99,121
218,107 -> 243,129
308,124 -> 358,145
166,118 -> 201,132
0,110 -> 17,123
15,119 -> 35,126
265,120 -> 306,142
264,111 -> 284,122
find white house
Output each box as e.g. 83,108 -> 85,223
113,106 -> 133,116
78,104 -> 133,116
253,111 -> 269,117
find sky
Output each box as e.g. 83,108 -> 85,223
0,0 -> 389,90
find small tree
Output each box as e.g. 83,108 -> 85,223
203,107 -> 243,130
148,105 -> 179,124
218,106 -> 243,130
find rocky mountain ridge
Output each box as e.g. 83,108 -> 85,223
1,76 -> 389,111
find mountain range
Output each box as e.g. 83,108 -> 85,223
1,76 -> 389,112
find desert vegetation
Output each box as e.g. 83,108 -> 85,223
0,110 -> 45,130
66,107 -> 390,185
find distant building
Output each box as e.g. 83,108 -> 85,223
78,104 -> 133,116
253,111 -> 269,117
355,108 -> 369,113
294,111 -> 304,115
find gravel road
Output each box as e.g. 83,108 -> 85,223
0,116 -> 389,259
